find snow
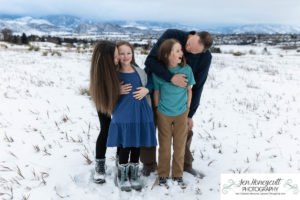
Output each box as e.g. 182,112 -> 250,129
121,23 -> 149,30
216,44 -> 300,56
0,41 -> 300,199
14,17 -> 53,26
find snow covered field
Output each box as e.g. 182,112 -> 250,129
0,41 -> 300,200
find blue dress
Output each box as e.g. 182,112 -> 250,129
107,71 -> 157,148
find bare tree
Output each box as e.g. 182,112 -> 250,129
1,28 -> 13,41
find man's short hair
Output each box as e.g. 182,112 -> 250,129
197,31 -> 213,50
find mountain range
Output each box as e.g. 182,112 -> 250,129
0,14 -> 300,36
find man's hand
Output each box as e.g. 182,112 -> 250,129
120,81 -> 132,95
171,74 -> 188,88
133,87 -> 149,100
187,117 -> 193,130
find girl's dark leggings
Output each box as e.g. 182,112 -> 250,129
96,112 -> 120,159
119,146 -> 140,164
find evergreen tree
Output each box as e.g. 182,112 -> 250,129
21,33 -> 29,44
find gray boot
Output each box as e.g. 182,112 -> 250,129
93,158 -> 106,184
129,163 -> 143,191
117,163 -> 131,192
115,154 -> 119,167
172,177 -> 187,189
184,168 -> 205,179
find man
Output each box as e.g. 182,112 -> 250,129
141,29 -> 213,177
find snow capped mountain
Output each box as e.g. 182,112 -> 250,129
0,15 -> 300,36
40,15 -> 86,29
213,24 -> 300,34
0,16 -> 71,36
0,15 -> 162,36
15,16 -> 53,25
74,23 -> 154,35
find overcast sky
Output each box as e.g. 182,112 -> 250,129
0,0 -> 299,26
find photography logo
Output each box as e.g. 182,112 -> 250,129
221,174 -> 300,200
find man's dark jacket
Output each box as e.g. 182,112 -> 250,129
145,29 -> 212,118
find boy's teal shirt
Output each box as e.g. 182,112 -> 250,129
152,64 -> 195,116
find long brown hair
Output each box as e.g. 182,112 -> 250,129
90,41 -> 120,115
157,39 -> 186,68
116,41 -> 136,66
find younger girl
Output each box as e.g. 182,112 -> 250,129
106,41 -> 157,191
152,39 -> 195,188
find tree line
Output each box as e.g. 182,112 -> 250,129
0,28 -> 92,46
0,28 -> 153,50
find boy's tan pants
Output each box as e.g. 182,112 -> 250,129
157,109 -> 189,178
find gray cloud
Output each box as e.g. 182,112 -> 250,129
0,0 -> 299,25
